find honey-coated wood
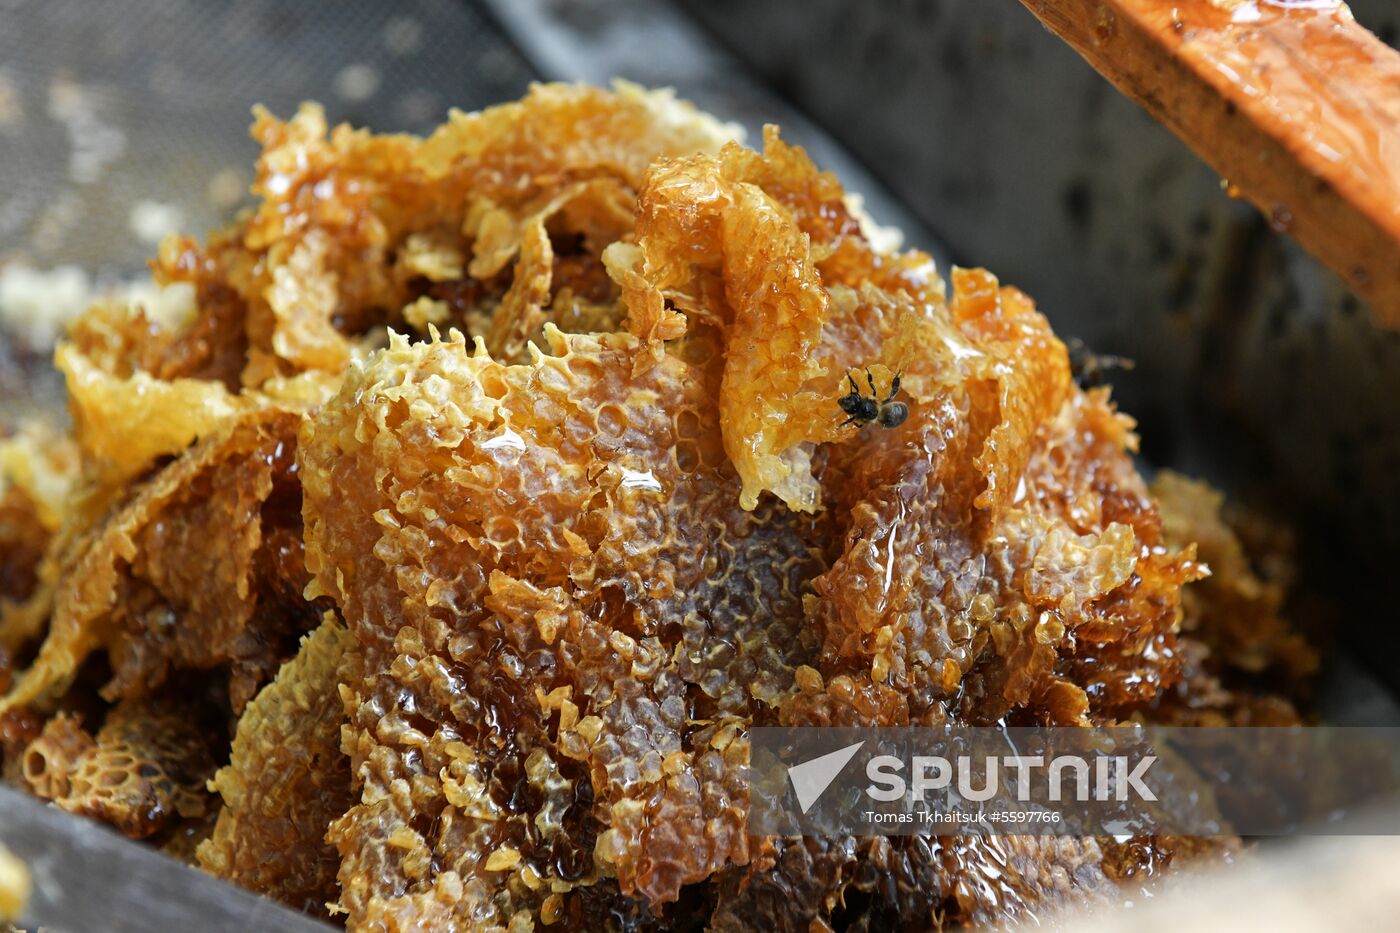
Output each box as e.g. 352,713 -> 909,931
1021,0 -> 1400,323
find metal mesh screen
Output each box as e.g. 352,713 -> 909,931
0,0 -> 535,276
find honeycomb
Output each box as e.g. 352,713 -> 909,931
0,83 -> 1315,930
610,127 -> 944,513
1153,471 -> 1317,682
199,616 -> 354,913
0,424 -> 77,650
20,698 -> 213,839
710,835 -> 1122,931
1145,472 -> 1315,728
300,326 -> 824,924
0,407 -> 315,712
0,481 -> 47,628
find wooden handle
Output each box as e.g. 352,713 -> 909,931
1020,0 -> 1400,324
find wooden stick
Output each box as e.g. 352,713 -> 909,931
1020,0 -> 1400,324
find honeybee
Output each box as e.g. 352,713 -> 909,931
838,369 -> 908,430
1067,338 -> 1134,388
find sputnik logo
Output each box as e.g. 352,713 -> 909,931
788,741 -> 865,814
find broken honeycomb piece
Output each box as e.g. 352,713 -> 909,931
613,133 -> 1065,518
0,467 -> 56,616
615,138 -> 848,512
21,698 -> 213,839
0,424 -> 78,651
1153,471 -> 1317,681
199,616 -> 354,915
716,126 -> 941,303
301,327 -> 826,926
1142,472 -> 1311,728
418,81 -> 738,221
0,408 -> 309,710
484,217 -> 554,363
789,282 -> 1183,728
56,341 -> 245,486
713,834 -> 1230,931
145,82 -> 737,395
